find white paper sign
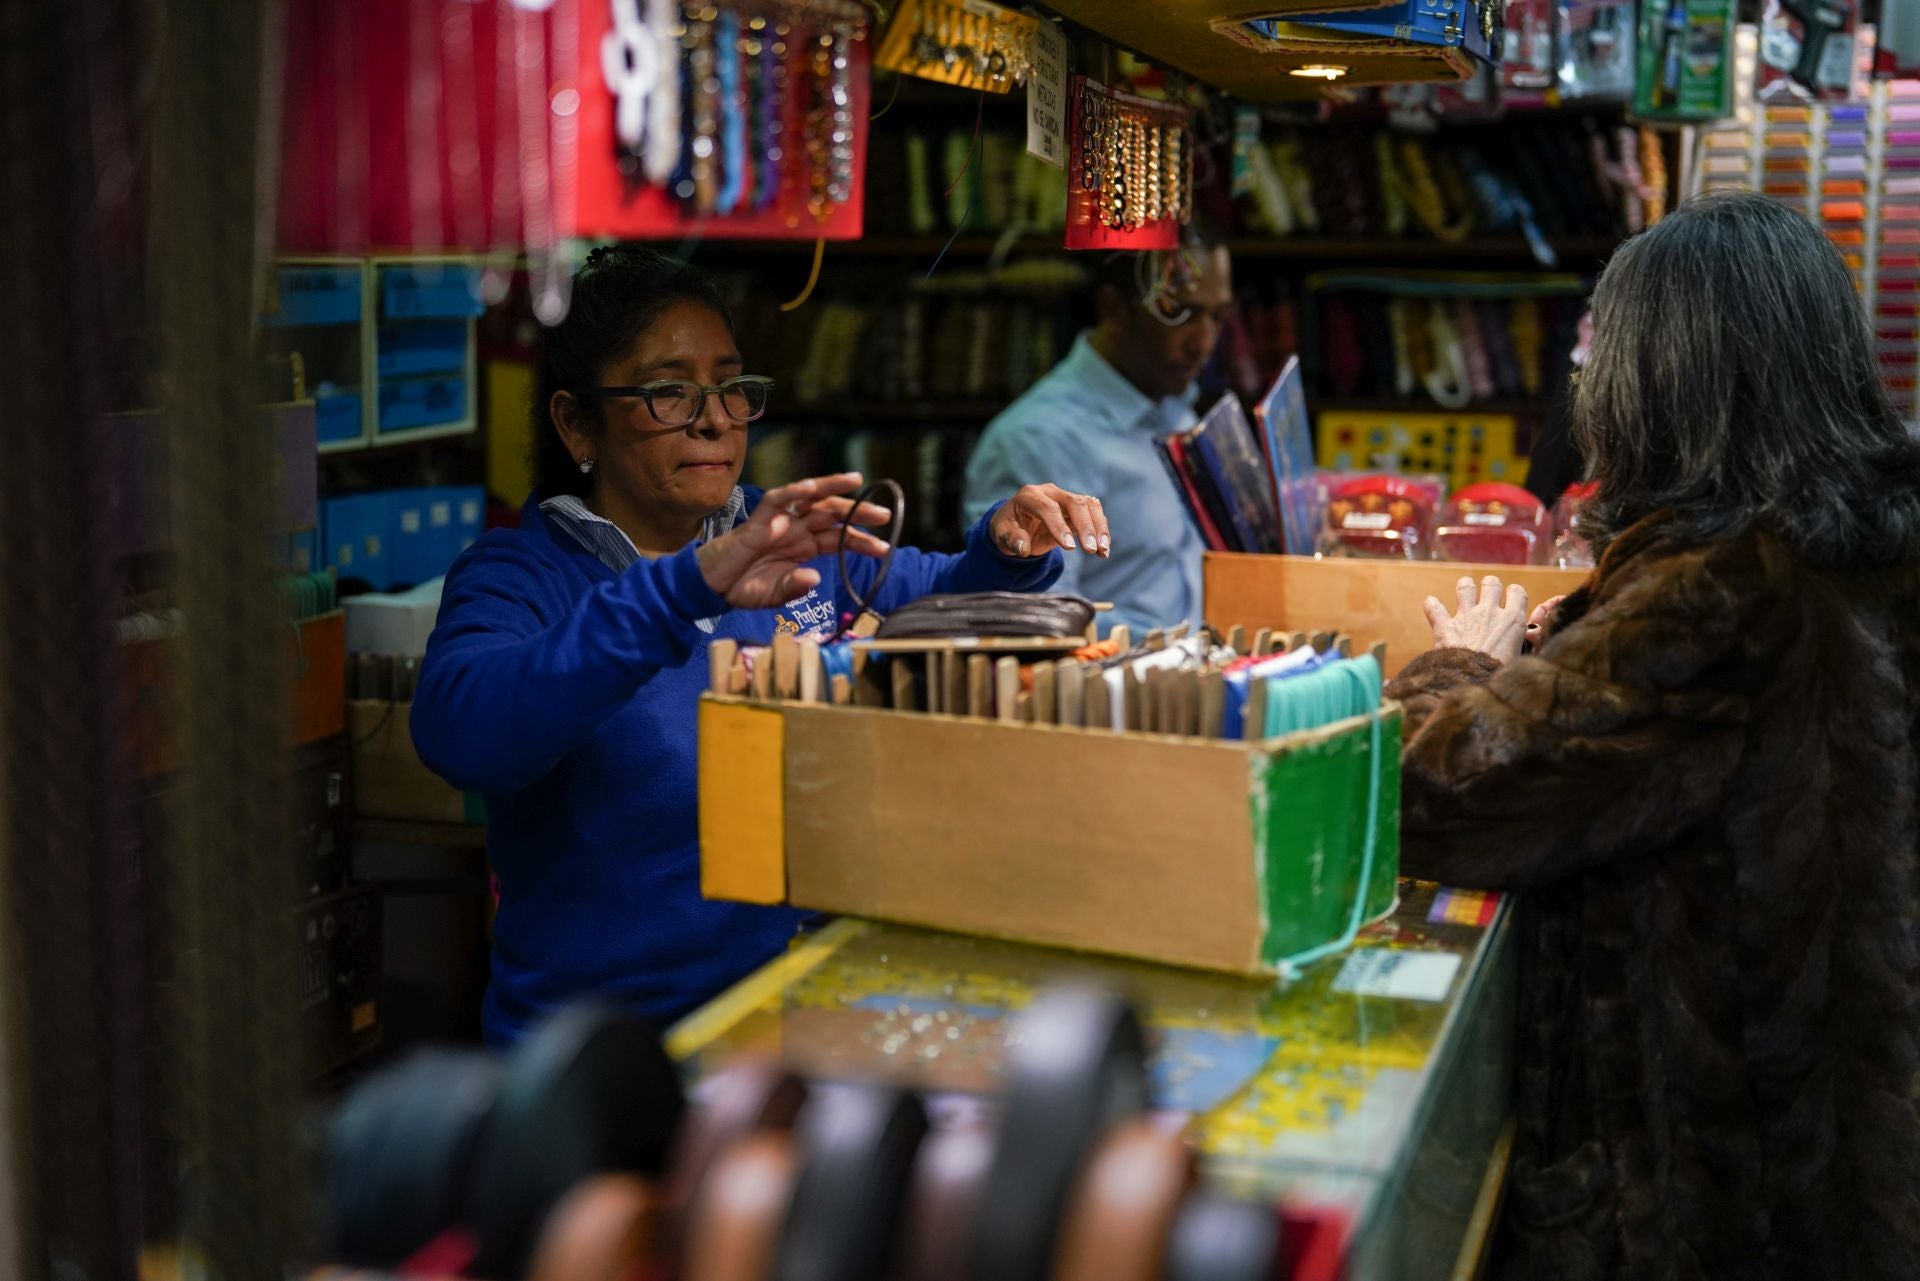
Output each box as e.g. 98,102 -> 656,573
1330,949 -> 1462,1003
1026,20 -> 1068,170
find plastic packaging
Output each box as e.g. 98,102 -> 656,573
1432,482 -> 1550,564
1557,0 -> 1638,101
1551,480 -> 1599,568
1319,474 -> 1445,559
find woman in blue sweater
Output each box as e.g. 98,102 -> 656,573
412,248 -> 1109,1044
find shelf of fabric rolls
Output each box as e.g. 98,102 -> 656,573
686,234 -> 1623,263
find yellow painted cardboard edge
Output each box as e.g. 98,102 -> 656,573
698,695 -> 787,904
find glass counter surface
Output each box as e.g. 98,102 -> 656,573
667,879 -> 1515,1280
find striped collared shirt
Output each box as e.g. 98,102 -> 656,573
539,488 -> 748,631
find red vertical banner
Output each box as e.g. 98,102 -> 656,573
275,0 -> 870,255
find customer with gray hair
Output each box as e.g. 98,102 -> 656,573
1390,191 -> 1920,1279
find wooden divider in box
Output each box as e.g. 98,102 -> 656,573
1203,554 -> 1591,678
697,694 -> 1401,977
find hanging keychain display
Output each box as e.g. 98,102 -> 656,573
1634,0 -> 1737,119
874,0 -> 1039,93
577,0 -> 872,241
1065,77 -> 1194,251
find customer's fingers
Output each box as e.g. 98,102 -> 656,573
1480,575 -> 1504,609
1422,596 -> 1451,634
1504,583 -> 1529,617
1455,576 -> 1477,613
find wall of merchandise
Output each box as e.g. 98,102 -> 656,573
1695,78 -> 1920,422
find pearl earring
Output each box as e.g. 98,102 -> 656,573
579,458 -> 596,474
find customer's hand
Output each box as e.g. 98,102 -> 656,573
991,484 -> 1110,559
697,473 -> 893,608
1422,575 -> 1530,665
1527,594 -> 1569,649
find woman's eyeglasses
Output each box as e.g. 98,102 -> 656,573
570,375 -> 774,427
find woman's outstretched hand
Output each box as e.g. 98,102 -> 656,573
696,473 -> 893,608
990,484 -> 1110,559
1527,594 -> 1569,649
1422,574 -> 1531,665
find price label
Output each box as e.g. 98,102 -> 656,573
1026,20 -> 1068,169
1331,949 -> 1462,1003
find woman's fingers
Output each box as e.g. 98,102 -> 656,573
1422,595 -> 1451,634
1024,492 -> 1079,552
820,527 -> 892,558
1088,495 -> 1111,554
1480,575 -> 1505,608
1504,582 -> 1529,616
759,472 -> 864,520
1455,576 -> 1478,613
1061,491 -> 1101,556
771,566 -> 822,599
757,477 -> 820,519
803,497 -> 894,530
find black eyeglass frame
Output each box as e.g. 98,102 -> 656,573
568,374 -> 775,427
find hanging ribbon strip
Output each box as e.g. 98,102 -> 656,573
583,0 -> 871,241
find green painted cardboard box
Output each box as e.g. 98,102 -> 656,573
699,697 -> 1401,977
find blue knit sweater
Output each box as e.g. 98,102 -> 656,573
412,490 -> 1062,1044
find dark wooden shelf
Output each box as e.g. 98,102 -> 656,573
671,234 -> 1621,265
320,432 -> 481,463
682,235 -> 1043,258
1231,236 -> 1621,263
352,818 -> 487,848
1313,397 -> 1556,416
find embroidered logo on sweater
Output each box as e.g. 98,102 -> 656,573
775,589 -> 837,638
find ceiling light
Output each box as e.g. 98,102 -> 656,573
1290,64 -> 1348,79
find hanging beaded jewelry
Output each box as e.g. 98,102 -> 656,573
1145,122 -> 1163,224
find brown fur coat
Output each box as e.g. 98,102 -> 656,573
1386,515 -> 1920,1280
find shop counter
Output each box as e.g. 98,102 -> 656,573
668,878 -> 1516,1281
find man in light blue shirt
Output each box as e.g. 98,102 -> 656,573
963,237 -> 1234,636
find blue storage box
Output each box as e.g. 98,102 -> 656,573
454,487 -> 485,559
388,488 -> 438,587
265,266 -> 362,327
323,493 -> 393,590
316,392 -> 364,444
378,322 -> 469,377
279,528 -> 321,575
378,376 -> 468,433
424,489 -> 458,573
379,265 -> 485,319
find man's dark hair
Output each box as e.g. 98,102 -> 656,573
530,247 -> 734,498
1089,214 -> 1228,307
1575,190 -> 1920,565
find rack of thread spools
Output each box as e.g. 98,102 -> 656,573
1692,79 -> 1920,423
1301,270 -> 1590,489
